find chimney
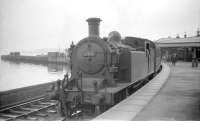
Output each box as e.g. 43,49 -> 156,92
184,32 -> 187,38
197,28 -> 200,37
86,17 -> 101,37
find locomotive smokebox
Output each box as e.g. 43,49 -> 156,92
86,17 -> 101,37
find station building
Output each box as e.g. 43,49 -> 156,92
156,30 -> 200,61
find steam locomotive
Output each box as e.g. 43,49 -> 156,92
62,18 -> 161,115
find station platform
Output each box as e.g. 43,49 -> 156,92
134,62 -> 200,121
92,62 -> 200,121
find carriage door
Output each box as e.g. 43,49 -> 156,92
145,42 -> 150,73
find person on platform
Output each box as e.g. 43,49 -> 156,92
171,53 -> 177,66
192,49 -> 198,67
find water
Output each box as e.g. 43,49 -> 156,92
0,59 -> 70,92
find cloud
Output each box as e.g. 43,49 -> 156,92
0,0 -> 200,53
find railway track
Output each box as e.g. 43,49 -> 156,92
0,97 -> 64,121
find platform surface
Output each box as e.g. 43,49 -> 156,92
133,62 -> 200,121
92,63 -> 170,121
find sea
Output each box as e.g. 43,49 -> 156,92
0,58 -> 70,92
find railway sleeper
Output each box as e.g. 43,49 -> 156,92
0,113 -> 19,118
46,109 -> 57,113
34,112 -> 48,117
8,109 -> 30,114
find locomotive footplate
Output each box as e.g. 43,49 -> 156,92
64,78 -> 147,110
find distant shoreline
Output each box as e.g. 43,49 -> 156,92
1,54 -> 69,65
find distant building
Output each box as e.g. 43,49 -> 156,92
48,52 -> 69,63
156,32 -> 200,61
9,52 -> 20,56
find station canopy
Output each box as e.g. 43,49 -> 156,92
156,36 -> 200,47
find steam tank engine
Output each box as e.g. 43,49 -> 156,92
65,18 -> 161,114
71,18 -> 133,88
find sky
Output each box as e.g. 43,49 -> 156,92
0,0 -> 200,54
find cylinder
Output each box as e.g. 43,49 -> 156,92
86,18 -> 101,37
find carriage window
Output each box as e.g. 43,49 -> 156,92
146,43 -> 150,50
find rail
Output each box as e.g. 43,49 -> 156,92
0,96 -> 60,121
